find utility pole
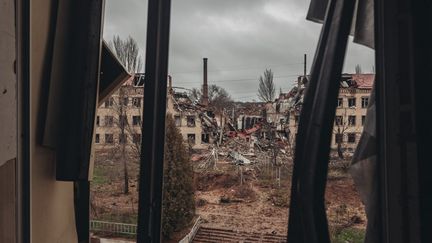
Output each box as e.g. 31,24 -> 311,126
304,53 -> 307,77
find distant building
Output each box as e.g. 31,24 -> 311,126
266,73 -> 374,150
94,74 -> 144,153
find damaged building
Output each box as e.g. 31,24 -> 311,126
265,73 -> 374,150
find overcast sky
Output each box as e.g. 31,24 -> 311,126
104,0 -> 375,101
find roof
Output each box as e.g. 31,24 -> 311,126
351,74 -> 374,89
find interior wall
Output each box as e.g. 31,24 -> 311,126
30,0 -> 78,242
0,0 -> 18,242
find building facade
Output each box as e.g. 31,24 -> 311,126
267,74 -> 374,150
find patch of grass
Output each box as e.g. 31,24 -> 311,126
269,188 -> 290,207
92,165 -> 108,185
331,227 -> 365,243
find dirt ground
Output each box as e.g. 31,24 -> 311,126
193,159 -> 366,236
91,151 -> 366,241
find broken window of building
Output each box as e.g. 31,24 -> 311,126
362,115 -> 366,125
348,115 -> 356,126
105,134 -> 114,144
96,116 -> 100,126
105,97 -> 114,107
335,115 -> 343,126
95,134 -> 100,143
347,133 -> 356,143
133,133 -> 141,144
119,115 -> 128,127
104,116 -> 114,127
121,97 -> 129,106
361,97 -> 369,108
201,133 -> 209,143
187,134 -> 196,144
132,116 -> 141,126
348,97 -> 356,107
335,133 -> 343,143
174,115 -> 181,127
337,98 -> 343,107
119,134 -> 127,144
132,97 -> 141,107
187,116 -> 196,127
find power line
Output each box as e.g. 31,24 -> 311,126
170,62 -> 303,74
175,74 -> 299,84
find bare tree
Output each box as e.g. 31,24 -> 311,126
190,84 -> 233,146
355,64 -> 362,74
258,69 -> 276,102
190,84 -> 233,111
105,34 -> 144,194
111,35 -> 143,73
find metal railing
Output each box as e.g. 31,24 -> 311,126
90,220 -> 137,235
179,217 -> 202,243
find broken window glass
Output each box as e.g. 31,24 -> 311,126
132,116 -> 141,126
348,97 -> 356,107
187,116 -> 196,127
361,97 -> 369,108
104,116 -> 114,127
335,133 -> 343,143
132,97 -> 141,107
105,134 -> 114,144
348,115 -> 356,126
105,97 -> 114,107
121,97 -> 129,106
337,98 -> 343,107
335,116 -> 343,126
187,134 -> 196,144
347,133 -> 356,143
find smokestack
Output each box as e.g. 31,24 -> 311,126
202,58 -> 209,106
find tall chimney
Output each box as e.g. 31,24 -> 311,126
168,75 -> 172,88
202,58 -> 209,106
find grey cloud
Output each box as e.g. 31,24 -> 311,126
104,0 -> 374,101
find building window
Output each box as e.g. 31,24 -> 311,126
105,116 -> 114,127
174,115 -> 181,127
187,116 -> 196,127
132,116 -> 141,126
348,115 -> 356,126
132,97 -> 141,107
119,134 -> 127,144
121,97 -> 129,106
294,115 -> 299,124
335,116 -> 343,126
362,115 -> 366,125
105,97 -> 114,107
95,134 -> 100,143
202,133 -> 209,143
361,97 -> 369,108
348,133 -> 356,143
96,116 -> 100,126
335,133 -> 343,143
119,115 -> 128,127
133,133 -> 141,144
348,97 -> 356,108
105,134 -> 114,144
337,98 -> 343,108
187,134 -> 196,144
